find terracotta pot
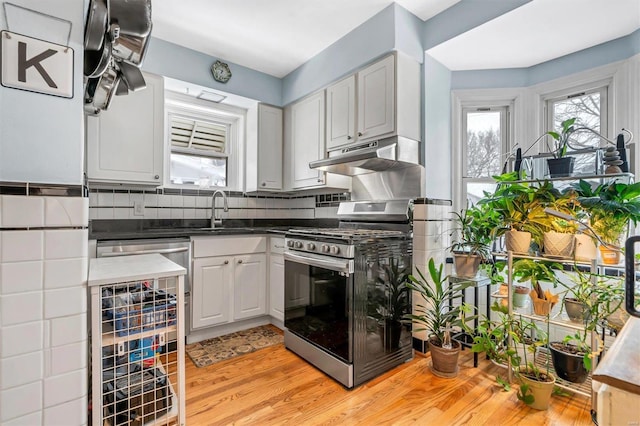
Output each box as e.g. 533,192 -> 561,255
543,231 -> 574,258
531,298 -> 552,316
453,253 -> 481,278
599,245 -> 621,265
516,366 -> 556,410
574,234 -> 597,261
428,339 -> 460,378
564,298 -> 589,323
505,230 -> 531,254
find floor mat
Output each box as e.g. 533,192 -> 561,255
185,325 -> 283,368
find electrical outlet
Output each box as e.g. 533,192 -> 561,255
134,201 -> 145,216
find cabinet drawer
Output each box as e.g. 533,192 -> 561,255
270,237 -> 286,255
192,236 -> 266,258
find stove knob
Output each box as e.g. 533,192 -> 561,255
321,244 -> 330,253
330,245 -> 340,255
287,240 -> 294,248
294,241 -> 303,249
307,242 -> 316,251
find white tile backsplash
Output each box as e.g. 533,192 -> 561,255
43,397 -> 86,426
44,258 -> 87,289
170,195 -> 184,207
0,352 -> 43,389
44,230 -> 88,260
1,231 -> 43,262
144,193 -> 158,207
50,314 -> 86,347
44,197 -> 88,227
44,287 -> 86,319
0,381 -> 43,422
1,292 -> 42,326
183,196 -> 196,207
1,321 -> 43,358
49,341 -> 86,376
113,207 -> 129,219
0,261 -> 43,294
113,193 -> 130,206
43,369 -> 86,408
97,192 -> 113,207
1,195 -> 45,228
2,411 -> 42,426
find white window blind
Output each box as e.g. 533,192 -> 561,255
170,116 -> 227,154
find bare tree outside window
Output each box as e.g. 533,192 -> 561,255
548,90 -> 605,175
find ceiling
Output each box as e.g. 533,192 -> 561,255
152,0 -> 640,78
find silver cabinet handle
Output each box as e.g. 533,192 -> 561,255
237,259 -> 243,264
224,260 -> 229,264
358,132 -> 363,137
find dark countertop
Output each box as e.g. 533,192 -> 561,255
89,219 -> 337,241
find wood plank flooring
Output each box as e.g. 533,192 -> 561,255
182,335 -> 594,425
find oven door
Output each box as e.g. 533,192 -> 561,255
284,251 -> 354,363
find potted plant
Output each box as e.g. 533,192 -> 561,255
404,258 -> 472,377
550,273 -> 625,383
512,259 -> 562,315
368,258 -> 411,351
449,204 -> 498,278
571,180 -> 640,264
545,117 -> 577,178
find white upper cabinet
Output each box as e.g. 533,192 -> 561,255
357,55 -> 395,142
325,53 -> 421,151
245,103 -> 283,192
326,75 -> 356,150
86,72 -> 164,185
285,91 -> 351,191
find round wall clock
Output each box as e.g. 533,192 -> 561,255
211,60 -> 232,83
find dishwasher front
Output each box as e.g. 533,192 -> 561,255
96,237 -> 192,339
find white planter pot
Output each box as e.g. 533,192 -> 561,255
505,230 -> 531,254
574,234 -> 597,261
543,231 -> 575,258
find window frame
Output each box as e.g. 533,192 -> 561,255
164,91 -> 246,191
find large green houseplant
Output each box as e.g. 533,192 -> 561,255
449,203 -> 499,278
404,258 -> 471,377
570,180 -> 640,264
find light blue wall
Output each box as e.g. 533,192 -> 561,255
282,4 -> 395,105
143,38 -> 282,106
451,29 -> 640,89
393,4 -> 424,64
423,54 -> 452,199
0,0 -> 85,184
423,0 -> 531,50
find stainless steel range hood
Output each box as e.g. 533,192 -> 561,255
309,136 -> 420,176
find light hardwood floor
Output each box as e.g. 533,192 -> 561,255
182,338 -> 593,425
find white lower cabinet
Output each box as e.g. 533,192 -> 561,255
191,236 -> 267,332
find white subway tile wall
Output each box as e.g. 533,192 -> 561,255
0,194 -> 88,425
87,190 -> 345,220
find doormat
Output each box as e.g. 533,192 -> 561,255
185,325 -> 283,368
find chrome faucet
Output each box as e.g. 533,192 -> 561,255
210,190 -> 229,228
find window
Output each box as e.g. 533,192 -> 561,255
169,115 -> 228,187
165,92 -> 244,190
461,106 -> 509,205
545,86 -> 608,175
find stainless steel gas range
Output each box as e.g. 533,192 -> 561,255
283,199 -> 414,388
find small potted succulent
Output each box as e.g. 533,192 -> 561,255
404,258 -> 472,378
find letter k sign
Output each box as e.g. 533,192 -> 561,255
1,31 -> 74,98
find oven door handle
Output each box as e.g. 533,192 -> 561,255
284,252 -> 353,274
100,247 -> 189,257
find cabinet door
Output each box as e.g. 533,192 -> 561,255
326,75 -> 356,150
86,72 -> 164,185
357,55 -> 394,141
192,256 -> 232,328
258,104 -> 283,190
290,91 -> 325,189
269,254 -> 285,321
233,253 -> 267,320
